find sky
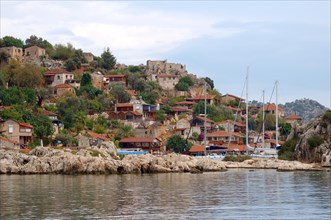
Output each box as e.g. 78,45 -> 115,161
1,1 -> 330,107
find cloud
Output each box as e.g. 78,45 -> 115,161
1,1 -> 244,63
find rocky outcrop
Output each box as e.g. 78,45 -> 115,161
224,158 -> 322,171
0,147 -> 227,174
292,111 -> 331,166
0,147 -> 326,175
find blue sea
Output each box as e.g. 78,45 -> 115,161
1,170 -> 330,219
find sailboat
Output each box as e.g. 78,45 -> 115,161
250,81 -> 280,158
195,82 -> 227,160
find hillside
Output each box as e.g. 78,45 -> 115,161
279,98 -> 328,122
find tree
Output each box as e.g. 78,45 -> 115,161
100,47 -> 116,70
166,135 -> 191,153
51,43 -> 75,60
25,35 -> 53,50
64,59 -> 78,71
193,101 -> 234,122
2,59 -> 21,87
29,114 -> 54,141
56,96 -> 88,131
0,51 -> 10,67
205,77 -> 214,89
110,83 -> 130,103
175,76 -> 194,91
16,64 -> 44,88
0,87 -> 37,106
55,130 -> 78,146
0,36 -> 24,48
80,73 -> 92,86
116,124 -> 134,139
156,110 -> 166,122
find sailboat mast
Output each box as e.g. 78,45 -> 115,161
275,80 -> 279,147
204,81 -> 207,156
246,67 -> 249,154
262,90 -> 265,148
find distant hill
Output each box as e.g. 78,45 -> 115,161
279,99 -> 328,122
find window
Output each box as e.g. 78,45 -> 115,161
57,75 -> 60,80
8,125 -> 13,133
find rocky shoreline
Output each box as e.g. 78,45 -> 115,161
1,146 -> 329,175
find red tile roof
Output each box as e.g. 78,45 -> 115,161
196,116 -> 215,123
171,107 -> 191,112
263,103 -> 284,112
18,122 -> 33,128
219,120 -> 245,127
104,74 -> 125,78
129,111 -> 143,116
116,103 -> 133,108
25,45 -> 44,50
191,95 -> 214,100
0,137 -> 20,145
226,144 -> 248,152
158,74 -> 178,78
54,84 -> 73,89
0,106 -> 11,110
207,131 -> 243,138
44,68 -> 70,76
221,94 -> 244,101
42,110 -> 57,116
127,90 -> 137,96
176,101 -> 196,105
225,106 -> 241,112
174,127 -> 187,131
286,114 -> 301,120
86,130 -> 109,141
189,145 -> 204,153
269,139 -> 285,145
120,137 -> 155,143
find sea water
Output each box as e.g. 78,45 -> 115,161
1,170 -> 330,219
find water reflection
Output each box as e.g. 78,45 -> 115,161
1,170 -> 330,219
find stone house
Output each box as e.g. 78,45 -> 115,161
44,69 -> 74,87
285,114 -> 302,125
119,137 -> 161,153
91,72 -> 104,89
262,103 -> 285,118
206,131 -> 244,144
24,45 -> 46,61
174,118 -> 200,138
175,101 -> 196,110
146,60 -> 188,75
188,95 -> 215,105
147,60 -> 188,90
0,46 -> 23,62
85,130 -> 109,146
218,120 -> 246,133
221,94 -> 244,104
54,84 -> 75,97
192,116 -> 216,132
0,137 -> 21,149
104,74 -> 126,86
0,119 -> 33,147
154,74 -> 180,90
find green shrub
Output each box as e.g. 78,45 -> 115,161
89,149 -> 105,158
307,136 -> 323,148
322,110 -> 331,121
223,155 -> 251,162
278,139 -> 297,161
